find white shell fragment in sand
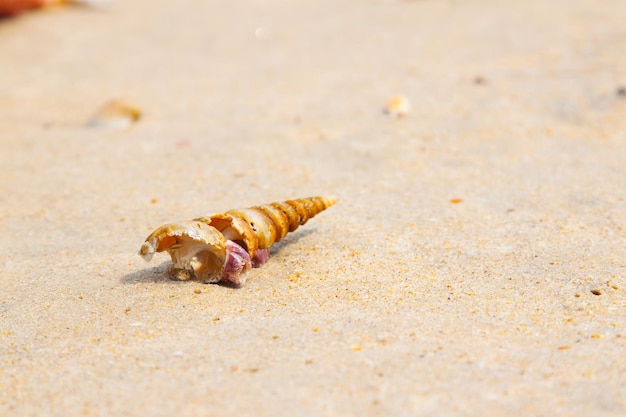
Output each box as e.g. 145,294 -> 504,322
384,95 -> 411,117
88,99 -> 142,129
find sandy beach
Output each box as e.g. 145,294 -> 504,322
1,0 -> 625,415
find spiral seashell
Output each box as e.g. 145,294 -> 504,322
139,196 -> 337,286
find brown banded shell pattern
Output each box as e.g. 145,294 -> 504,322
139,196 -> 336,283
197,196 -> 337,259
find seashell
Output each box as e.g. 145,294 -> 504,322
139,196 -> 337,286
384,95 -> 411,118
88,99 -> 142,129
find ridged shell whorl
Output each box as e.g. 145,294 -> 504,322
139,196 -> 337,284
198,196 -> 336,258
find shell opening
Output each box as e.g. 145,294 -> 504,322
167,235 -> 225,282
139,221 -> 227,282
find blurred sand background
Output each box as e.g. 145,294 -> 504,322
1,0 -> 625,416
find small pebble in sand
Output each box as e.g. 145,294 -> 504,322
88,99 -> 142,129
450,198 -> 463,204
384,95 -> 411,118
616,86 -> 626,98
590,289 -> 602,296
473,76 -> 487,85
